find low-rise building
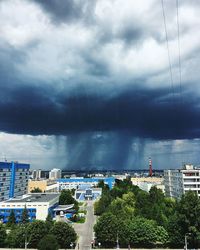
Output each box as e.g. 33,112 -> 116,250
164,164 -> 200,199
75,188 -> 102,201
0,193 -> 59,223
131,176 -> 164,193
28,179 -> 58,193
58,177 -> 115,191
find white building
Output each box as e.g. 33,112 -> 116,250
32,169 -> 42,180
58,177 -> 115,191
164,164 -> 200,199
0,193 -> 59,223
49,168 -> 62,180
131,177 -> 164,193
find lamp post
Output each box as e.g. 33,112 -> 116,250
185,233 -> 191,250
116,233 -> 120,249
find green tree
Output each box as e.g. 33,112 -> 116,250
46,213 -> 53,223
10,225 -> 26,248
94,193 -> 112,215
170,191 -> 200,248
0,224 -> 6,247
27,220 -> 48,248
31,187 -> 42,193
50,221 -> 77,249
45,213 -> 54,230
38,234 -> 59,250
94,212 -> 129,247
127,217 -> 168,247
21,206 -> 29,224
107,196 -> 134,220
135,190 -> 151,218
97,180 -> 109,193
149,186 -> 165,203
7,210 -> 16,227
59,190 -> 79,211
167,214 -> 184,247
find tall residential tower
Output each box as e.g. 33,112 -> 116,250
0,161 -> 30,201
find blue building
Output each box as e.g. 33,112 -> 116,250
0,161 -> 30,201
0,193 -> 59,223
58,177 -> 115,191
75,188 -> 102,201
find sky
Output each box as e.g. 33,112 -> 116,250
0,0 -> 200,170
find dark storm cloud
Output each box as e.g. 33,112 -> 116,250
33,0 -> 96,23
0,78 -> 200,140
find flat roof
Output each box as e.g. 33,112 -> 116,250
53,204 -> 74,211
2,193 -> 59,203
76,188 -> 102,192
58,177 -> 115,182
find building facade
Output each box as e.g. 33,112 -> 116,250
58,177 -> 115,191
49,168 -> 62,180
32,169 -> 42,180
28,179 -> 58,193
0,161 -> 30,201
0,193 -> 59,223
75,188 -> 102,201
131,177 -> 164,193
164,164 -> 200,199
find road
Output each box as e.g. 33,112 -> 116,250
74,201 -> 96,250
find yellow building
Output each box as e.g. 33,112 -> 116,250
131,177 -> 164,193
131,177 -> 163,184
28,179 -> 58,193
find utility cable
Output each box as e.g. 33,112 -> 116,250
176,0 -> 183,105
161,0 -> 175,104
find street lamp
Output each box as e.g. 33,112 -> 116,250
98,242 -> 101,248
116,233 -> 120,249
185,233 -> 191,250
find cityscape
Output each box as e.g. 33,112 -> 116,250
0,0 -> 200,249
0,161 -> 199,249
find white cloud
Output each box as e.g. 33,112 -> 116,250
1,0 -> 200,91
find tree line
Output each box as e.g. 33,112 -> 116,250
94,179 -> 200,248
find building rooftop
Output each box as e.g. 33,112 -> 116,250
2,193 -> 59,203
58,177 -> 115,182
76,188 -> 102,192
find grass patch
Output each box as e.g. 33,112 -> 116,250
78,210 -> 87,215
75,217 -> 86,223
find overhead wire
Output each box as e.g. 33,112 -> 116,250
161,0 -> 185,164
176,0 -> 183,105
161,0 -> 175,105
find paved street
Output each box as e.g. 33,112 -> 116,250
74,201 -> 96,250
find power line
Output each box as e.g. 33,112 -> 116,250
161,0 -> 175,104
176,0 -> 183,105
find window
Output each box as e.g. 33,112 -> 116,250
185,173 -> 195,176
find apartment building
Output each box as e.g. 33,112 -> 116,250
164,164 -> 200,199
0,161 -> 30,201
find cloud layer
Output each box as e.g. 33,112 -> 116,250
0,0 -> 200,169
